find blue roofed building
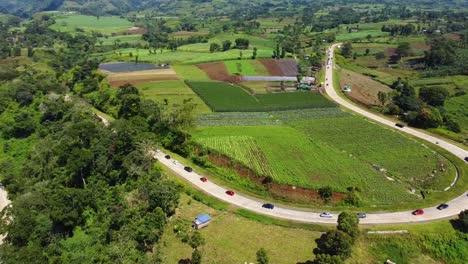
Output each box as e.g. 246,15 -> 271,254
193,214 -> 211,229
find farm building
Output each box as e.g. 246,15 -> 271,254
301,77 -> 316,85
343,85 -> 351,92
193,214 -> 212,229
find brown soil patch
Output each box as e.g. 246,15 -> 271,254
339,69 -> 392,106
259,59 -> 283,75
126,26 -> 147,35
207,152 -> 346,204
385,47 -> 397,57
197,62 -> 241,83
109,76 -> 179,87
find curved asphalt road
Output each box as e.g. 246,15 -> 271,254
153,44 -> 467,224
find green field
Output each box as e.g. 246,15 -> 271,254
445,94 -> 468,134
97,34 -> 143,45
224,60 -> 269,75
177,33 -> 276,52
186,81 -> 336,112
50,14 -> 133,34
197,112 -> 281,126
135,80 -> 211,114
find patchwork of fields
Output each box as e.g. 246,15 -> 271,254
186,81 -> 336,112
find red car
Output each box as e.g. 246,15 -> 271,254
412,209 -> 424,215
225,190 -> 235,196
200,177 -> 207,182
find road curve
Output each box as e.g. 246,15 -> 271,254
152,44 -> 468,224
154,151 -> 467,224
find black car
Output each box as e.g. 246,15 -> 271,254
395,123 -> 405,128
184,166 -> 193,172
464,157 -> 468,162
262,203 -> 275,209
164,155 -> 171,159
436,203 -> 449,210
357,213 -> 367,219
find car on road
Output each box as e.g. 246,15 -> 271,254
262,203 -> 274,209
436,203 -> 449,210
164,155 -> 171,159
464,157 -> 468,162
184,166 -> 192,172
200,177 -> 207,182
357,213 -> 367,218
320,212 -> 333,218
395,123 -> 405,128
225,190 -> 235,196
412,209 -> 424,215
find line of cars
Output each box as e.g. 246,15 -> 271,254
162,152 -> 455,220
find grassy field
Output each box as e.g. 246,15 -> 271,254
224,60 -> 269,75
177,33 -> 276,52
99,48 -> 273,64
172,64 -> 211,81
186,81 -> 336,112
135,80 -> 211,114
445,94 -> 468,134
159,194 -> 319,264
50,14 -> 133,34
97,34 -> 143,45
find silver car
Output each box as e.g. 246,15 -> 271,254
320,212 -> 333,218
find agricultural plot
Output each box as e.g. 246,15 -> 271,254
193,126 -> 416,205
271,108 -> 350,121
171,64 -> 211,81
224,60 -> 269,76
186,81 -> 336,112
98,35 -> 143,46
336,30 -> 389,41
291,116 -> 455,191
135,80 -> 211,114
177,33 -> 276,52
104,68 -> 178,87
50,15 -> 133,34
195,135 -> 275,177
196,112 -> 282,126
259,59 -> 299,76
339,69 -> 393,106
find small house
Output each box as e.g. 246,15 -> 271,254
343,85 -> 351,92
193,214 -> 211,229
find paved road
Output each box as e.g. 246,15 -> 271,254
154,151 -> 467,224
153,44 -> 467,224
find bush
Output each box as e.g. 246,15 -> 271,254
319,186 -> 333,203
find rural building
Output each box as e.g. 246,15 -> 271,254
301,76 -> 316,85
193,214 -> 211,229
343,85 -> 351,92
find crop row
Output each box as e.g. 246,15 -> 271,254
271,108 -> 351,121
195,135 -> 274,177
186,81 -> 336,112
196,112 -> 282,126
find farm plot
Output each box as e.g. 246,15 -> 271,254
259,59 -> 299,76
291,116 -> 456,191
135,80 -> 211,114
104,68 -> 178,87
196,62 -> 235,82
50,15 -> 133,34
271,108 -> 350,121
196,112 -> 281,126
195,135 -> 274,177
224,60 -> 269,76
193,126 -> 416,205
339,69 -> 393,106
186,81 -> 336,112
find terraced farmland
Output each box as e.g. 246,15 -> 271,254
193,126 -> 418,205
197,112 -> 282,126
186,81 -> 336,112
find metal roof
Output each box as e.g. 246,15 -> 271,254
195,214 -> 211,224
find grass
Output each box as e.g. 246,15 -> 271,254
445,94 -> 468,134
50,14 -> 133,34
186,81 -> 336,112
158,194 -> 320,264
177,33 -> 276,52
224,60 -> 269,75
97,34 -> 143,45
135,80 -> 211,114
172,64 -> 211,81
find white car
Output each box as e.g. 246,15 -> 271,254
320,212 -> 333,218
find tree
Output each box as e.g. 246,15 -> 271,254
366,34 -> 372,42
337,212 -> 359,241
192,249 -> 202,264
319,186 -> 333,203
395,42 -> 411,58
377,91 -> 387,106
222,40 -> 232,51
314,230 -> 353,259
209,43 -> 221,53
458,209 -> 468,233
375,52 -> 385,60
408,107 -> 443,128
256,248 -> 269,264
341,42 -> 352,58
365,48 -> 370,56
419,86 -> 449,106
235,38 -> 249,49
252,47 -> 257,59
188,231 -> 205,249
